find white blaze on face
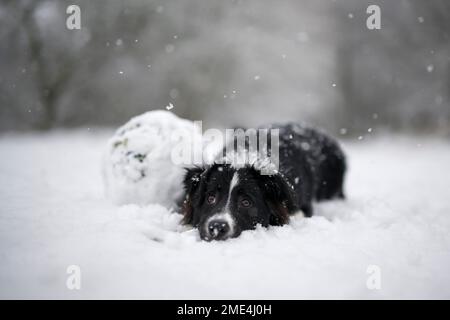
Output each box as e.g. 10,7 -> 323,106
226,172 -> 239,210
205,172 -> 239,237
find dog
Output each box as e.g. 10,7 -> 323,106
180,123 -> 346,241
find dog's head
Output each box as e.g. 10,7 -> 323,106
181,163 -> 296,241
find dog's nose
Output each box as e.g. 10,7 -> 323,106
207,220 -> 230,240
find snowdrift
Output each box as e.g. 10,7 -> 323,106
1,128 -> 450,299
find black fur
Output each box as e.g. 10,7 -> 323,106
181,123 -> 346,241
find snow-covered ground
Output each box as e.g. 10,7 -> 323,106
1,129 -> 450,299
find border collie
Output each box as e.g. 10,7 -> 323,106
181,123 -> 346,241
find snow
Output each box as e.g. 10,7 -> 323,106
103,110 -> 202,207
1,130 -> 450,299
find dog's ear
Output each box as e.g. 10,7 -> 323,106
259,173 -> 297,226
181,166 -> 205,225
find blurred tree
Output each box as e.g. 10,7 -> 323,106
0,0 -> 448,135
22,0 -> 70,129
0,0 -> 155,130
335,0 -> 450,135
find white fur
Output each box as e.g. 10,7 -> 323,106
204,172 -> 239,238
224,172 -> 239,212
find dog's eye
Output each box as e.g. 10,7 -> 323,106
241,198 -> 252,208
206,194 -> 216,205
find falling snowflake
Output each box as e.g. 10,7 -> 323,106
165,44 -> 175,53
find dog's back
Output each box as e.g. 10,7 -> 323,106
218,122 -> 346,217
269,123 -> 346,214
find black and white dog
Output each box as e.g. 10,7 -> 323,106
181,123 -> 346,241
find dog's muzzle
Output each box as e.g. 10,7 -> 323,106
201,212 -> 236,241
206,219 -> 230,240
